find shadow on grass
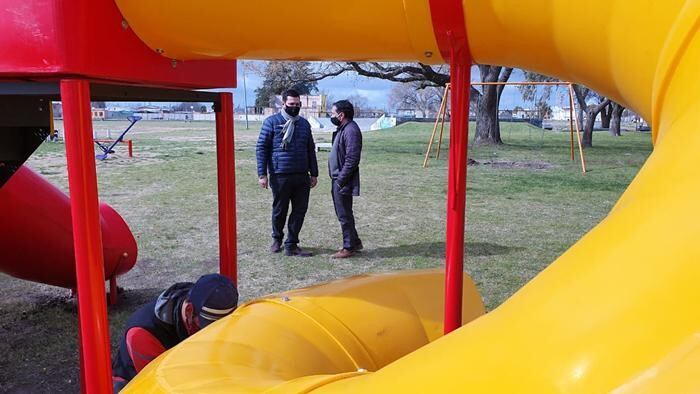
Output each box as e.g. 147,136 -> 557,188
367,241 -> 522,259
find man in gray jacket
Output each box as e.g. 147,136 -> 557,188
328,100 -> 363,258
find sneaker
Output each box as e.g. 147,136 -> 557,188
285,246 -> 313,257
331,248 -> 355,259
270,240 -> 282,253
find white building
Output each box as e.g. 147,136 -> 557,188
550,106 -> 572,121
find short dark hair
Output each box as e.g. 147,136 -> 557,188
282,89 -> 300,102
333,100 -> 354,120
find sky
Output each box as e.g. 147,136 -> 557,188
223,62 -> 573,112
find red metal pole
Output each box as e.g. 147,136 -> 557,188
61,79 -> 113,393
128,140 -> 133,158
215,93 -> 238,284
444,59 -> 472,334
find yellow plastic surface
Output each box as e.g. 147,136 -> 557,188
123,270 -> 485,393
117,0 -> 700,391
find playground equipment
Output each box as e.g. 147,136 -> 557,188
2,0 -> 700,392
0,166 -> 138,298
423,82 -> 587,173
94,115 -> 141,160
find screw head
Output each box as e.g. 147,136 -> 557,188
281,296 -> 290,302
171,59 -> 178,68
121,20 -> 129,30
156,48 -> 165,54
424,51 -> 433,58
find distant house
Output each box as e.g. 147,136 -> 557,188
498,109 -> 513,119
396,108 -> 419,117
357,109 -> 386,118
512,108 -> 539,119
92,108 -> 105,120
550,106 -> 572,121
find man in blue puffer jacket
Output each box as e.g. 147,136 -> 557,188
256,89 -> 318,257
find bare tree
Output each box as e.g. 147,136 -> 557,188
388,82 -> 443,117
518,71 -> 558,120
345,93 -> 370,114
303,62 -> 511,144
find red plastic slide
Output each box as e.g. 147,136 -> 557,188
0,166 -> 137,288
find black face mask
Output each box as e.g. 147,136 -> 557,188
284,105 -> 300,117
330,116 -> 341,126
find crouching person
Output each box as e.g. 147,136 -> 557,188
112,273 -> 238,392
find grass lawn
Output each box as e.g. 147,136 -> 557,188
0,120 -> 652,392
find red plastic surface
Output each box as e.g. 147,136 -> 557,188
0,0 -> 235,89
0,166 -> 137,288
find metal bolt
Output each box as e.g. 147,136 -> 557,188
281,296 -> 290,302
156,48 -> 165,54
425,51 -> 433,58
123,252 -> 129,258
357,368 -> 367,373
171,59 -> 178,68
121,20 -> 129,30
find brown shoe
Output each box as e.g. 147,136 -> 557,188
331,248 -> 355,259
270,240 -> 282,253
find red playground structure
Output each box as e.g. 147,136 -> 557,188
0,0 -> 238,391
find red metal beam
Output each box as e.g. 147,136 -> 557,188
61,79 -> 113,392
428,0 -> 473,334
443,63 -> 471,334
215,93 -> 238,284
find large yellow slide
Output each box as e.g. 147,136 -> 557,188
118,0 -> 700,392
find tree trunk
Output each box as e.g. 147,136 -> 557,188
572,85 -> 588,132
475,87 -> 502,144
582,109 -> 597,147
582,98 -> 611,148
609,102 -> 625,136
600,102 -> 612,129
474,66 -> 511,145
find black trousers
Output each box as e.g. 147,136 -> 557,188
270,173 -> 310,249
331,181 -> 360,250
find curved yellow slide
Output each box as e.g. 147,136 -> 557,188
118,0 -> 700,391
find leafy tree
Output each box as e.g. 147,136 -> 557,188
254,62 -> 318,109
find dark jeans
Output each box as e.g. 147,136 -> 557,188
270,173 -> 310,250
331,180 -> 360,250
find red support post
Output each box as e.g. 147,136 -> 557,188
444,60 -> 472,334
127,139 -> 133,158
428,0 -> 472,335
215,93 -> 238,284
61,79 -> 113,393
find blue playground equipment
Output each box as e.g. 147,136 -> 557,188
94,116 -> 141,160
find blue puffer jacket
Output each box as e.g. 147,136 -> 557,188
256,113 -> 319,177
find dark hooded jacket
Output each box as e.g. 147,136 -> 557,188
112,283 -> 193,381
